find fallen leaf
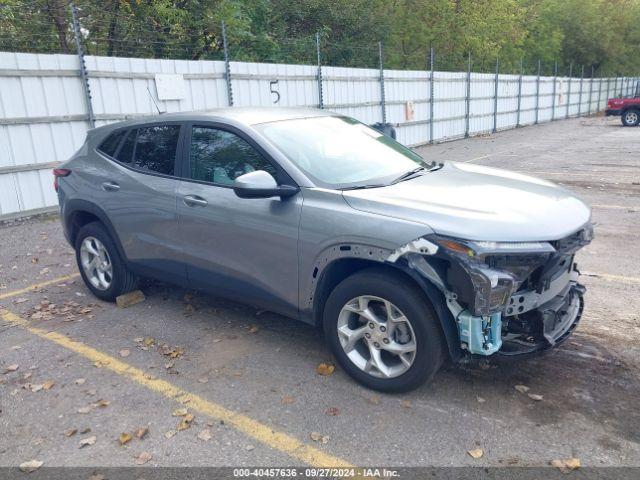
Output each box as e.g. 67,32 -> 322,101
172,408 -> 189,417
197,376 -> 209,384
74,378 -> 86,385
116,290 -> 145,308
143,337 -> 154,347
325,407 -> 340,416
468,448 -> 484,459
93,399 -> 110,408
135,451 -> 152,465
119,349 -> 131,358
79,435 -> 97,448
528,393 -> 544,401
64,428 -> 78,437
42,380 -> 55,390
248,325 -> 259,334
3,364 -> 18,374
135,427 -> 149,439
281,395 -> 295,405
119,433 -> 132,445
551,457 -> 581,473
514,384 -> 530,393
177,413 -> 195,431
316,363 -> 335,376
400,400 -> 412,409
309,431 -> 329,444
77,406 -> 92,414
30,384 -> 43,393
164,430 -> 177,439
198,429 -> 212,441
245,445 -> 255,451
19,460 -> 43,473
476,396 -> 486,403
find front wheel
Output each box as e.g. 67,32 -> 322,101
621,109 -> 639,126
323,268 -> 444,392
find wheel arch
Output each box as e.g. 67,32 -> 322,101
64,199 -> 127,261
312,256 -> 463,363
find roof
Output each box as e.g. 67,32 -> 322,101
89,107 -> 335,134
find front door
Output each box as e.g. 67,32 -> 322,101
177,124 -> 302,318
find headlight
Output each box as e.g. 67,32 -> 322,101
428,235 -> 555,316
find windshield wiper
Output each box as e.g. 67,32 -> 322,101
390,166 -> 427,184
341,183 -> 387,191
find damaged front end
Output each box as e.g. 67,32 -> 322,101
387,224 -> 594,357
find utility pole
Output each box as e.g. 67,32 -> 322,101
70,3 -> 95,128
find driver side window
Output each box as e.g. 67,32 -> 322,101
189,126 -> 277,186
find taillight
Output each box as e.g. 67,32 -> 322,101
53,168 -> 71,192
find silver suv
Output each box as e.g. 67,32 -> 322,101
55,108 -> 593,392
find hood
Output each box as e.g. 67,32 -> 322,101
342,162 -> 591,242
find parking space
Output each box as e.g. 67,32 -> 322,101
1,115 -> 639,471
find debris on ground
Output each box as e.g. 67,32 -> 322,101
19,460 -> 43,473
309,431 -> 329,444
135,451 -> 152,465
316,363 -> 335,376
79,435 -> 97,448
118,433 -> 132,445
198,429 -> 212,441
116,290 -> 145,309
467,448 -> 484,459
135,427 -> 149,439
325,407 -> 340,416
550,457 -> 581,473
514,385 -> 530,393
528,393 -> 544,401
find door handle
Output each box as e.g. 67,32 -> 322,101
183,194 -> 208,207
101,181 -> 120,192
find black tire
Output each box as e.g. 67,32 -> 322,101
75,221 -> 138,301
323,267 -> 444,393
621,109 -> 640,126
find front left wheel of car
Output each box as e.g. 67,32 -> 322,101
323,267 -> 444,392
75,221 -> 138,301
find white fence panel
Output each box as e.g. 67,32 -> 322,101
0,50 -> 634,218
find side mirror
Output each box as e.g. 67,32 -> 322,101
233,170 -> 298,199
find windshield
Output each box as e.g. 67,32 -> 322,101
254,116 -> 433,189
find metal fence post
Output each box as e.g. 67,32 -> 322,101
221,21 -> 233,107
534,60 -> 541,124
70,3 -> 95,128
492,57 -> 499,133
606,76 -> 611,103
566,62 -> 573,119
596,75 -> 602,112
464,52 -> 471,138
551,62 -> 557,120
378,41 -> 386,124
429,47 -> 435,144
516,58 -> 523,127
578,66 -> 584,116
315,32 -> 323,109
587,66 -> 594,115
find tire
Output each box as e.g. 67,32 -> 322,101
621,109 -> 639,126
323,267 -> 444,393
75,221 -> 138,301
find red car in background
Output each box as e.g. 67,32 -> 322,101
606,82 -> 640,126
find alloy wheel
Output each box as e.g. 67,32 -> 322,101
337,295 -> 417,378
80,236 -> 113,291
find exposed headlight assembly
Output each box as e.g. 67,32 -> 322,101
428,235 -> 555,316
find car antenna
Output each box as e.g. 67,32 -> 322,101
146,85 -> 165,115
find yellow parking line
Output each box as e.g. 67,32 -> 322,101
0,308 -> 352,468
582,272 -> 640,285
0,273 -> 80,300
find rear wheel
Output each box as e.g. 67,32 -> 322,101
75,222 -> 138,301
323,268 -> 444,392
621,109 -> 639,126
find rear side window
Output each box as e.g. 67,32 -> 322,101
131,125 -> 181,176
117,130 -> 136,164
98,130 -> 126,157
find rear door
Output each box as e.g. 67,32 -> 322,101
97,122 -> 186,283
176,123 -> 302,318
